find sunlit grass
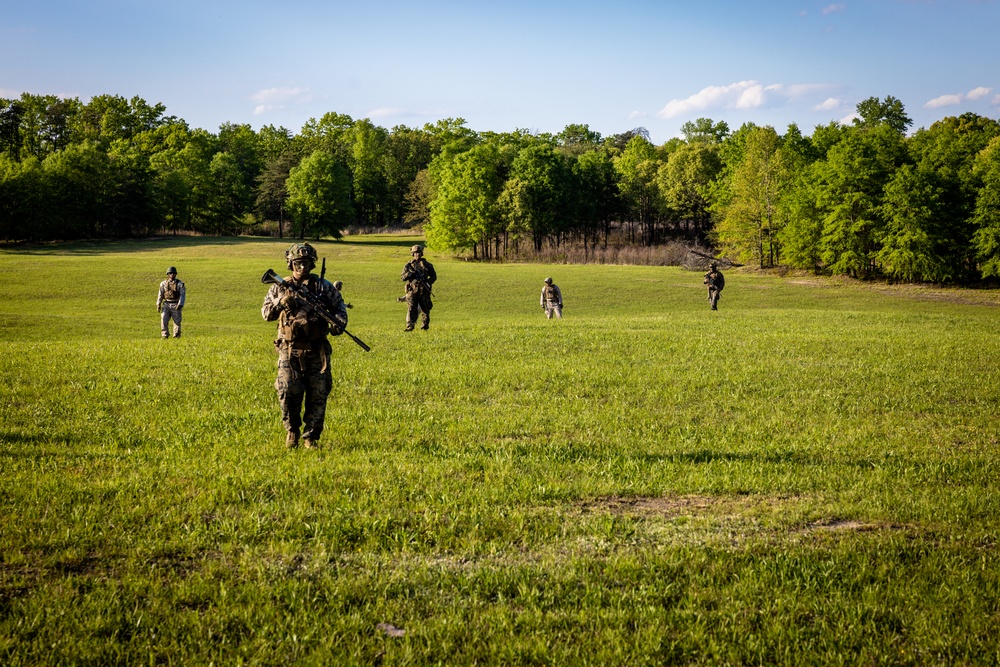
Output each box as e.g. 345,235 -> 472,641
1,236 -> 999,665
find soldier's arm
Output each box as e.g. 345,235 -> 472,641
178,282 -> 186,307
156,283 -> 163,308
261,285 -> 283,321
425,262 -> 437,284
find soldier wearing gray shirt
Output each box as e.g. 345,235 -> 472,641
156,266 -> 185,338
540,277 -> 563,319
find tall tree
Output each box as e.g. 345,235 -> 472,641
285,149 -> 353,239
972,136 -> 1000,278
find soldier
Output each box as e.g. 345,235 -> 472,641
261,243 -> 347,450
401,244 -> 436,331
703,262 -> 725,310
540,277 -> 563,319
332,280 -> 352,309
156,266 -> 186,338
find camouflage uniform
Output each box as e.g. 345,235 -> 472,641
261,244 -> 347,449
703,264 -> 725,311
156,267 -> 185,338
540,278 -> 563,319
401,245 -> 436,331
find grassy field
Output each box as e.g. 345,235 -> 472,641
1,235 -> 999,665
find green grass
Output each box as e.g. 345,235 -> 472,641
2,236 -> 999,665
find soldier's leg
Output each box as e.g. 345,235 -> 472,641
553,304 -> 562,319
545,303 -> 553,319
275,357 -> 305,438
419,296 -> 432,329
160,308 -> 170,337
405,296 -> 418,331
301,357 -> 332,443
172,306 -> 182,337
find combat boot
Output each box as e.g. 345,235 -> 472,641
404,325 -> 414,332
303,438 -> 319,450
285,431 -> 300,449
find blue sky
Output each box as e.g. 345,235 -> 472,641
2,0 -> 998,143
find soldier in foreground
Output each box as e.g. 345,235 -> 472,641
156,266 -> 185,338
704,262 -> 725,311
540,277 -> 563,319
261,243 -> 347,449
401,245 -> 437,331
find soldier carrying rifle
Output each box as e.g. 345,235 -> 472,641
261,243 -> 347,450
703,261 -> 725,311
400,244 -> 437,331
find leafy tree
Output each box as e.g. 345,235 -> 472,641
500,141 -> 569,251
255,151 -> 298,238
680,117 -> 730,144
614,135 -> 662,244
285,149 -> 353,239
40,141 -> 108,239
74,94 -> 168,148
816,124 -> 909,277
427,140 -> 509,257
658,141 -> 722,240
348,119 -> 390,226
711,126 -> 788,267
0,154 -> 44,240
972,136 -> 1000,278
854,95 -> 912,135
557,124 -> 602,156
573,149 -> 620,250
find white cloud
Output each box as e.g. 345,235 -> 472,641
1,88 -> 20,97
736,84 -> 766,109
249,87 -> 312,115
839,111 -> 860,125
656,81 -> 763,119
367,107 -> 404,119
924,94 -> 962,109
993,94 -> 1000,106
815,97 -> 841,111
656,80 -> 836,120
822,4 -> 846,15
628,110 -> 647,120
967,86 -> 992,100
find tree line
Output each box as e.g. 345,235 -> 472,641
3,92 -> 1000,282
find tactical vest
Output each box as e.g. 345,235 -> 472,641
163,279 -> 180,302
543,285 -> 559,301
277,277 -> 330,350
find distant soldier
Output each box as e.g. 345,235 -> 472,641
401,245 -> 437,331
261,243 -> 347,450
156,266 -> 185,338
333,280 -> 352,309
540,277 -> 563,319
703,262 -> 725,311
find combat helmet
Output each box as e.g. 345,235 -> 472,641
544,277 -> 553,285
411,245 -> 424,255
286,243 -> 318,269
166,266 -> 177,275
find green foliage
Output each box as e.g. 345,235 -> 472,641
2,238 -> 1000,664
973,136 -> 1000,277
285,150 -> 353,239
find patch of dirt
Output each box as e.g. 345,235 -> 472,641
577,494 -> 800,518
801,519 -> 905,533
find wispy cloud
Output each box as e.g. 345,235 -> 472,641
822,3 -> 846,14
924,86 -> 993,109
993,94 -> 1000,106
967,86 -> 992,100
249,87 -> 312,115
656,81 -> 837,119
367,107 -> 405,119
815,97 -> 842,111
628,110 -> 647,120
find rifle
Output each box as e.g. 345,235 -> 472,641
406,262 -> 434,297
261,269 -> 371,352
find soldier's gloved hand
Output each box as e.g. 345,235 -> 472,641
330,324 -> 343,336
278,294 -> 297,312
345,302 -> 353,309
